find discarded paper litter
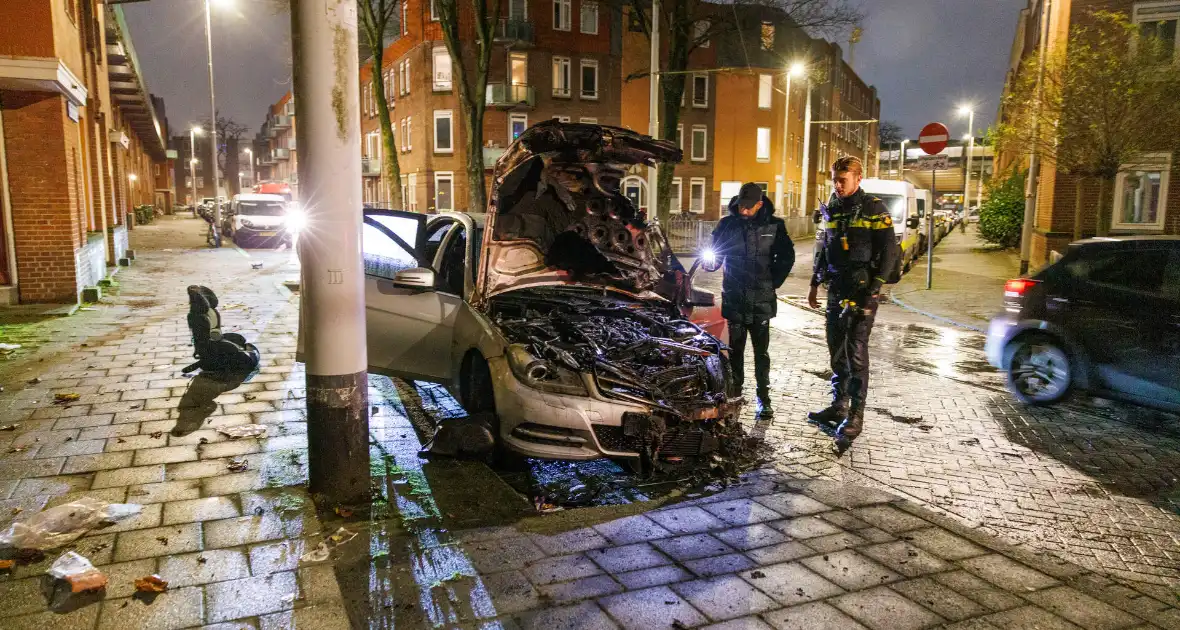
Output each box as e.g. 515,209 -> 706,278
217,424 -> 268,439
47,551 -> 107,593
0,497 -> 142,550
299,527 -> 357,563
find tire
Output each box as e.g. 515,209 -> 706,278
1005,335 -> 1073,405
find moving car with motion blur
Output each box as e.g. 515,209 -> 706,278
223,193 -> 304,247
986,237 -> 1180,411
301,122 -> 740,470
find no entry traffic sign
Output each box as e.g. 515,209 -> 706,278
918,122 -> 949,155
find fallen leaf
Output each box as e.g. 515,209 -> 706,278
11,507 -> 22,516
335,507 -> 354,518
749,570 -> 766,579
54,393 -> 81,404
197,557 -> 207,565
134,575 -> 169,593
27,377 -> 41,385
150,431 -> 163,439
227,458 -> 249,472
155,537 -> 169,546
8,446 -> 27,453
0,424 -> 17,431
0,560 -> 13,570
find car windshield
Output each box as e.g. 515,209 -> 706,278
238,201 -> 286,216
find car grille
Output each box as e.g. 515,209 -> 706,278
591,423 -> 708,457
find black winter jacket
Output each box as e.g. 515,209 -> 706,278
810,188 -> 899,296
710,195 -> 795,323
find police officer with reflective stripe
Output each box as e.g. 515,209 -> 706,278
806,156 -> 899,449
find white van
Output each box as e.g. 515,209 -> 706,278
225,193 -> 299,247
859,178 -> 922,271
914,188 -> 933,252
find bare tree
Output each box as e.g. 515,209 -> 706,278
199,114 -> 249,173
618,0 -> 861,227
878,120 -> 902,146
995,11 -> 1180,238
358,0 -> 404,207
436,0 -> 504,214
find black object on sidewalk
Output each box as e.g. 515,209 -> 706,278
181,285 -> 260,375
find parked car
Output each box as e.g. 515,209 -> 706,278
986,236 -> 1180,412
224,193 -> 301,247
302,122 -> 742,466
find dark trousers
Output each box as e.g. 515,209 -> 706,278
825,292 -> 878,408
727,319 -> 771,398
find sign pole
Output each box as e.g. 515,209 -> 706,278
927,168 -> 935,290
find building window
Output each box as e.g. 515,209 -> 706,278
579,117 -> 598,123
434,110 -> 454,153
677,124 -> 683,149
622,176 -> 647,210
581,1 -> 599,34
509,0 -> 527,19
628,8 -> 644,31
510,52 -> 528,86
430,0 -> 439,20
692,74 -> 708,108
433,47 -> 452,90
670,178 -> 682,213
761,21 -> 775,51
406,115 -> 412,150
1134,3 -> 1180,63
555,115 -> 571,122
689,178 -> 706,213
510,113 -> 528,143
756,182 -> 769,195
691,125 -> 707,161
1113,153 -> 1170,230
758,74 -> 772,109
756,127 -> 771,162
694,20 -> 710,47
435,172 -> 454,211
552,56 -> 571,97
554,0 -> 571,31
408,173 -> 418,211
580,59 -> 599,100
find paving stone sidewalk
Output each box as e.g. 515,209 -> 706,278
0,216 -> 1176,629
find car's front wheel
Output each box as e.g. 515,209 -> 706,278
1006,335 -> 1072,405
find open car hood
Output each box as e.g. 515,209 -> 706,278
475,121 -> 683,305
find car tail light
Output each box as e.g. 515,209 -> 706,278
1004,279 -> 1038,296
1003,278 -> 1040,312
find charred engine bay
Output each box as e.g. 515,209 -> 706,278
490,289 -> 731,417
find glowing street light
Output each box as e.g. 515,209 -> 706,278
779,61 -> 806,213
958,104 -> 976,212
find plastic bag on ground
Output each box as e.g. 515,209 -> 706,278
47,551 -> 107,593
217,424 -> 268,439
0,497 -> 143,550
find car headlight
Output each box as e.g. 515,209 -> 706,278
239,218 -> 253,229
505,344 -> 588,397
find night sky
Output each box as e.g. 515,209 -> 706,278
122,0 -> 1026,141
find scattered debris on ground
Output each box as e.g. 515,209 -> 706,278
53,393 -> 81,404
134,574 -> 169,593
0,559 -> 13,570
218,424 -> 268,439
0,498 -> 142,550
47,551 -> 107,593
227,458 -> 249,472
0,424 -> 17,431
299,527 -> 358,563
0,343 -> 21,353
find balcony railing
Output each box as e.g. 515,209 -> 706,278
272,148 -> 290,161
486,83 -> 535,108
272,115 -> 292,129
494,18 -> 534,45
362,157 -> 382,177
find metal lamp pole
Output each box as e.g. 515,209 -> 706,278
203,0 -> 221,241
959,107 -> 975,212
899,139 -> 909,179
779,63 -> 803,214
646,0 -> 660,220
245,148 -> 255,189
799,75 -> 813,214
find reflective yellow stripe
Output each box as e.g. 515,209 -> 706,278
822,215 -> 894,230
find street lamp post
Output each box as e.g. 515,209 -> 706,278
799,74 -> 814,215
203,0 -> 222,240
778,62 -> 804,214
959,106 -> 975,213
899,138 -> 909,179
244,148 -> 255,190
190,126 -> 202,210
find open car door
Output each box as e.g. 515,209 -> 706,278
360,209 -> 462,384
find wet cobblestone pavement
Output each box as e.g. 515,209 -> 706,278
0,216 -> 1176,628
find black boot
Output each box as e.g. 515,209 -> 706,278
808,399 -> 848,426
836,407 -> 864,441
756,392 -> 774,418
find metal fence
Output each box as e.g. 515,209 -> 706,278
665,215 -> 818,255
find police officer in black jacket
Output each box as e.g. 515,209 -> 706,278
807,157 -> 899,447
709,183 -> 794,417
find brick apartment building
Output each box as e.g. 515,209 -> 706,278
620,5 -> 880,222
999,0 -> 1180,268
0,0 -> 172,304
259,93 -> 297,198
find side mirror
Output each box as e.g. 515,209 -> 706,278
393,267 -> 436,290
906,216 -> 920,230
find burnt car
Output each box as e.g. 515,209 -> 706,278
986,236 -> 1180,411
353,122 -> 740,466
